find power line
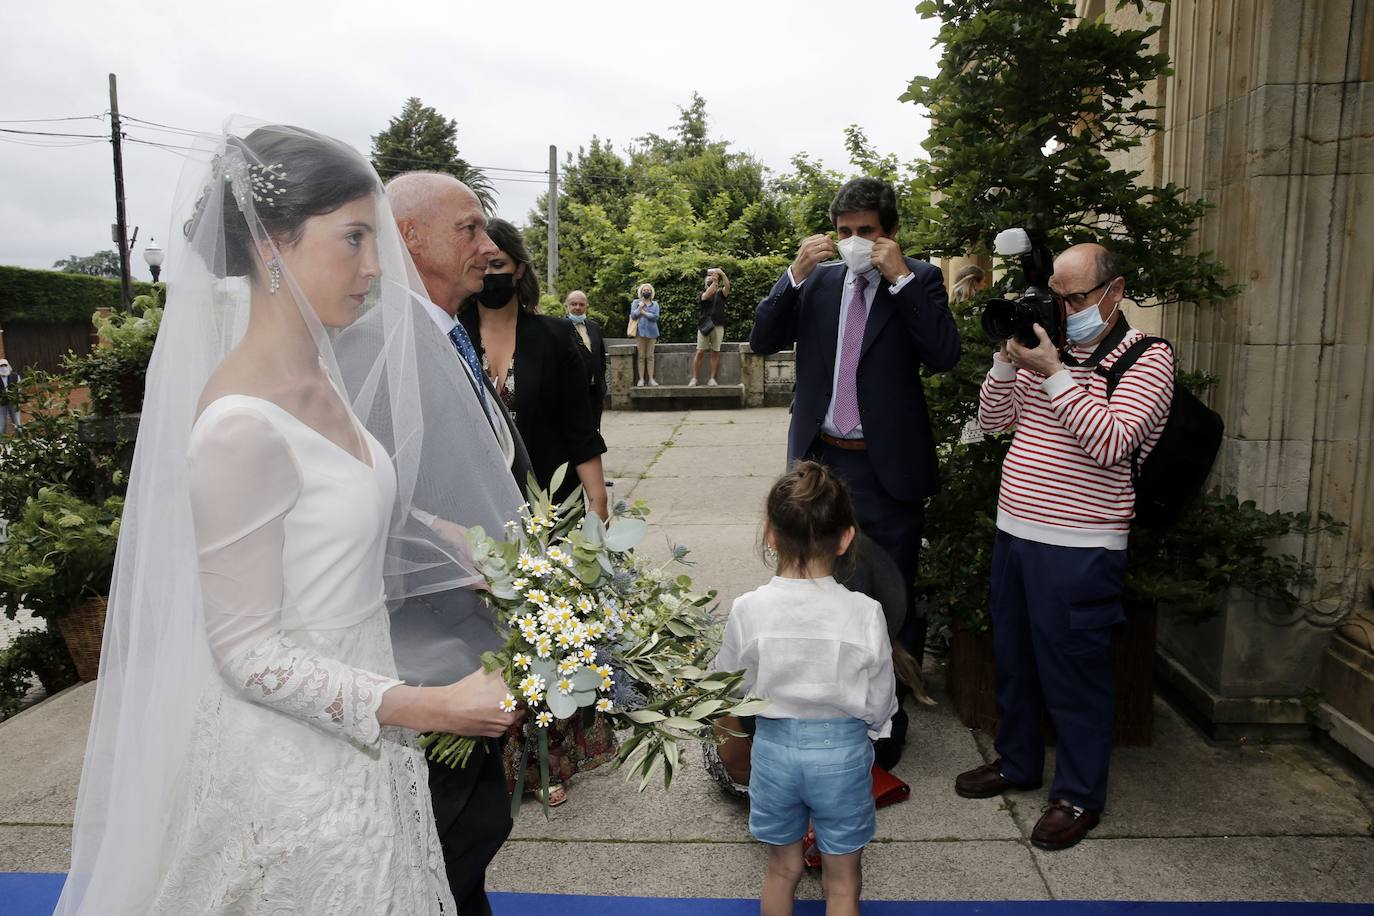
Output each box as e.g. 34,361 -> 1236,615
0,114 -> 105,124
0,135 -> 105,149
0,126 -> 108,139
8,111 -> 778,197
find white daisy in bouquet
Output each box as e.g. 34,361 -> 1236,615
420,467 -> 765,808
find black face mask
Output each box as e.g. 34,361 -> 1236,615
477,273 -> 517,309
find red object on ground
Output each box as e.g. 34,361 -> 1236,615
872,763 -> 909,809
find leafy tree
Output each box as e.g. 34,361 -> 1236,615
904,0 -> 1325,632
52,251 -> 121,278
371,97 -> 495,211
527,95 -> 791,306
905,0 -> 1234,305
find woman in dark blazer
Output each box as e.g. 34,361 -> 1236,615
459,219 -> 608,519
459,219 -> 616,809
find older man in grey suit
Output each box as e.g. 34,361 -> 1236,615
336,172 -> 530,916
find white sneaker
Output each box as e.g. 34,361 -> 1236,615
707,378 -> 718,387
636,379 -> 645,387
687,377 -> 698,387
649,378 -> 660,387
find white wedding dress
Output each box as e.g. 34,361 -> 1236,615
147,395 -> 456,914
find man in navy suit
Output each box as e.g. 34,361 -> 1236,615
750,177 -> 960,718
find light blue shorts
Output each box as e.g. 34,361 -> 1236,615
748,717 -> 875,856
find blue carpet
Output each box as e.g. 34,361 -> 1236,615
2,875 -> 1371,915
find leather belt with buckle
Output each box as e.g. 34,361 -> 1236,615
819,432 -> 867,451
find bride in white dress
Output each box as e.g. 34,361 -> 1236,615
56,123 -> 522,915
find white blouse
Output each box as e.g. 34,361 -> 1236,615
715,576 -> 899,740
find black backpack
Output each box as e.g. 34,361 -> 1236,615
1095,337 -> 1224,528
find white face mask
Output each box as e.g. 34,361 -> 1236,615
837,236 -> 875,275
1065,284 -> 1120,345
0,367 -> 11,377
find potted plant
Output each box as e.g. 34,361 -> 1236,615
63,284 -> 162,417
0,372 -> 125,522
0,626 -> 79,720
0,486 -> 123,681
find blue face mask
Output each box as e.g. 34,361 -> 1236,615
1065,284 -> 1118,345
567,312 -> 587,324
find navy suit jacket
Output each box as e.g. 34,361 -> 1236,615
749,257 -> 960,502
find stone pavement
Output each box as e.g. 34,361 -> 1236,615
2,407 -> 1373,906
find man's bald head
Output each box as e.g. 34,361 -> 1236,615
1054,243 -> 1121,291
565,289 -> 589,316
385,171 -> 495,311
385,171 -> 474,225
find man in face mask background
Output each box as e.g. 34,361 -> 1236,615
564,290 -> 607,430
0,359 -> 19,434
749,177 -> 961,767
958,242 -> 1173,851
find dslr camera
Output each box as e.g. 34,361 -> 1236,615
980,228 -> 1064,350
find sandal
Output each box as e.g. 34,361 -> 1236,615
533,783 -> 568,807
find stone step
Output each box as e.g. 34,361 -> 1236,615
627,383 -> 745,410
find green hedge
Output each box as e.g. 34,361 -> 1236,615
612,254 -> 790,343
0,266 -> 154,325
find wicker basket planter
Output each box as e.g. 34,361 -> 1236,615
56,595 -> 107,682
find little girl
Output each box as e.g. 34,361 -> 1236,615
715,461 -> 898,916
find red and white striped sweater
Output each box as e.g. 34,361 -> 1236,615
978,328 -> 1174,550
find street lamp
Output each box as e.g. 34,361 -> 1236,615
143,238 -> 164,283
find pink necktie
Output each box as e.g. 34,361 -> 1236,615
831,274 -> 868,436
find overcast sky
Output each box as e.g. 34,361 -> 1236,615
1,0 -> 940,279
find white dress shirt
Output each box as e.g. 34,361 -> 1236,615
787,263 -> 915,439
418,297 -> 516,468
715,575 -> 898,740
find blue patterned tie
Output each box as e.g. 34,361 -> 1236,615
448,323 -> 490,413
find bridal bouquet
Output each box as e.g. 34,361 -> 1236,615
419,468 -> 764,807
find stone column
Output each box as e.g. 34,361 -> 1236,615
1095,0 -> 1374,739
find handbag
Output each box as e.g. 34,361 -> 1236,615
626,315 -> 639,337
871,763 -> 910,808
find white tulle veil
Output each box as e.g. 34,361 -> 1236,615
55,118 -> 520,914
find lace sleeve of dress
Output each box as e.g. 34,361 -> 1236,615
188,404 -> 401,747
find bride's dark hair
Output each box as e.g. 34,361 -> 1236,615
185,125 -> 378,280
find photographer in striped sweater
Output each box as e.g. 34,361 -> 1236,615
954,243 -> 1173,851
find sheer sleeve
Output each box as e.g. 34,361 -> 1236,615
188,405 -> 401,747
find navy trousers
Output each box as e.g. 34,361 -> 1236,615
806,439 -> 926,659
990,531 -> 1125,812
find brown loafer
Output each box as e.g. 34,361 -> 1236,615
954,760 -> 1041,799
1031,800 -> 1101,850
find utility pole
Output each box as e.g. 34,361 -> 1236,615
109,73 -> 132,308
547,144 -> 559,299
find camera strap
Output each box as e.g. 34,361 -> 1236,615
1060,316 -> 1131,368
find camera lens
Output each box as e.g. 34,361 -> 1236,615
980,298 -> 1019,342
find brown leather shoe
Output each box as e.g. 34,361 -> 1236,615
1031,800 -> 1101,850
954,760 -> 1041,799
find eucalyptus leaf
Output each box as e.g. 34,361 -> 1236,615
604,517 -> 648,552
529,657 -> 556,683
581,512 -> 606,546
571,667 -> 603,692
546,686 -> 578,718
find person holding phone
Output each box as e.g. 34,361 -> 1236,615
631,283 -> 660,386
691,268 -> 730,386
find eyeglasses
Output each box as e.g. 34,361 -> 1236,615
1053,278 -> 1115,311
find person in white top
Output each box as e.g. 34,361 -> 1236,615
716,460 -> 897,916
